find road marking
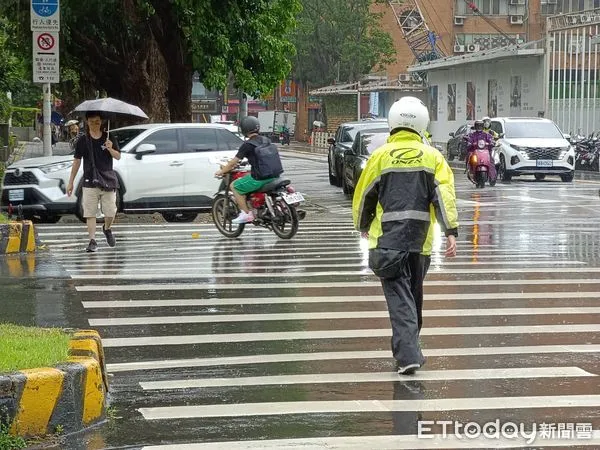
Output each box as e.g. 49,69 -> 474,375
140,367 -> 595,390
81,291 -> 600,308
138,395 -> 600,419
88,307 -> 600,326
140,432 -> 600,449
75,278 -> 600,289
62,260 -> 587,270
106,345 -> 600,372
53,253 -> 559,264
101,324 -> 600,347
71,266 -> 598,276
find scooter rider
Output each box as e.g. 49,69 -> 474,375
215,116 -> 284,224
467,120 -> 497,180
482,116 -> 499,140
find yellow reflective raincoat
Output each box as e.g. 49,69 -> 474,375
352,130 -> 458,255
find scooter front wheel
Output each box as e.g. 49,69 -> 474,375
212,194 -> 245,238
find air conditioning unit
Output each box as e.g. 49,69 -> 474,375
510,0 -> 525,4
454,44 -> 466,53
398,74 -> 411,82
466,44 -> 480,52
454,16 -> 465,26
510,15 -> 524,24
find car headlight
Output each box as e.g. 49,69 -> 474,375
559,146 -> 571,159
39,161 -> 73,174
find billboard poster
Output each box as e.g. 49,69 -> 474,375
466,81 -> 476,120
447,84 -> 456,121
510,75 -> 522,115
429,85 -> 438,121
488,79 -> 498,117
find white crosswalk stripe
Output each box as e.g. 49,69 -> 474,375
37,220 -> 600,447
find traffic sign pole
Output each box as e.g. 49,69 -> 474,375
43,83 -> 51,156
31,0 -> 60,156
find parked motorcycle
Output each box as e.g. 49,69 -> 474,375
211,158 -> 306,239
465,134 -> 497,188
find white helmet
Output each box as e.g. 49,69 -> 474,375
387,96 -> 429,135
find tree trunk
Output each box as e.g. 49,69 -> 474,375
120,34 -> 170,123
147,1 -> 193,122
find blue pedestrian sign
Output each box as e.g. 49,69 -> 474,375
31,0 -> 60,31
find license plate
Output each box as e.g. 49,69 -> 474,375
536,160 -> 553,167
282,192 -> 305,204
8,189 -> 25,202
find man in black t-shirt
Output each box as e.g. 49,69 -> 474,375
215,116 -> 281,224
67,111 -> 121,252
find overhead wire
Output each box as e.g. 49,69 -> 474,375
463,0 -> 519,45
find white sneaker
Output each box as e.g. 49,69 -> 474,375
232,211 -> 255,224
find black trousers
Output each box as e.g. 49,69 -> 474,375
369,249 -> 431,366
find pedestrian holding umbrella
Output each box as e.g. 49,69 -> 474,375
65,98 -> 148,253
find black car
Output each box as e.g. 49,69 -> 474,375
327,120 -> 388,186
447,124 -> 470,161
341,129 -> 389,195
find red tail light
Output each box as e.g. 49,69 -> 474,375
286,186 -> 296,193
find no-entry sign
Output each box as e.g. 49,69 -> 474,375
33,31 -> 59,83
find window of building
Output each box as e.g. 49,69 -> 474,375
459,0 -> 506,15
455,33 -> 525,50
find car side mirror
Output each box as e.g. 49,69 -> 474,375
135,143 -> 157,160
563,134 -> 571,141
449,132 -> 454,137
327,138 -> 336,145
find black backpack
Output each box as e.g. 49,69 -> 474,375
249,136 -> 284,180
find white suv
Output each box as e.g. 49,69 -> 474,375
1,123 -> 242,222
490,117 -> 575,182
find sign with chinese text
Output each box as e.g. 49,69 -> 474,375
31,0 -> 60,31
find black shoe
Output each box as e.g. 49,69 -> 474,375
86,239 -> 98,253
397,363 -> 421,375
103,225 -> 116,247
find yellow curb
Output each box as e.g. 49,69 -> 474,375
9,368 -> 64,436
1,330 -> 109,438
0,220 -> 36,254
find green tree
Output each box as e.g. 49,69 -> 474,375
292,0 -> 396,86
1,0 -> 301,121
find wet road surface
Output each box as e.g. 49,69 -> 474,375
9,153 -> 600,448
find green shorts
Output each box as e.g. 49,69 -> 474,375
232,174 -> 277,195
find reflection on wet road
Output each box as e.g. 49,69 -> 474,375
35,154 -> 600,448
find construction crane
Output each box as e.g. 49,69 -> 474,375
388,0 -> 519,82
387,0 -> 446,82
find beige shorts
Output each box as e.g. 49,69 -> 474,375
82,187 -> 117,219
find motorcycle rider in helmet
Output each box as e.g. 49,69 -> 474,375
467,120 -> 496,178
352,96 -> 458,375
482,116 -> 499,139
214,116 -> 284,224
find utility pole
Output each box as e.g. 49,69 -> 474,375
239,91 -> 248,120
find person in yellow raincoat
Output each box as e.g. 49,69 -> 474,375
352,96 -> 459,375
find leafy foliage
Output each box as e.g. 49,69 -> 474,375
292,0 -> 396,85
0,0 -> 302,120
